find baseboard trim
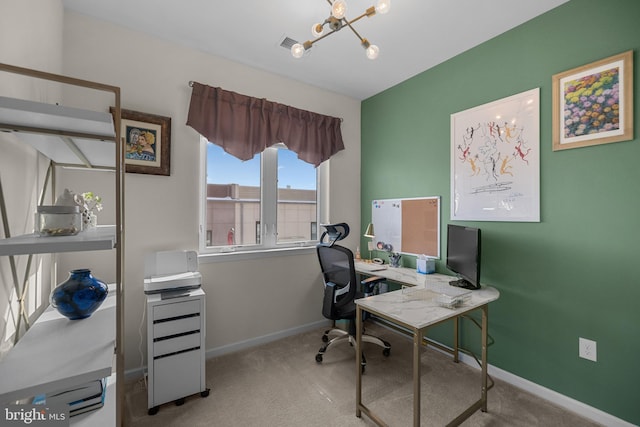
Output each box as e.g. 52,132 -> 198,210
371,319 -> 632,427
124,320 -> 633,426
472,355 -> 634,427
203,319 -> 332,360
124,319 -> 332,380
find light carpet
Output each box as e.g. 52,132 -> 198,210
124,323 -> 602,426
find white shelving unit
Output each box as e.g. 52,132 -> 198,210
0,286 -> 116,403
0,62 -> 124,425
0,225 -> 116,256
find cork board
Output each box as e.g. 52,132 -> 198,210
371,196 -> 440,258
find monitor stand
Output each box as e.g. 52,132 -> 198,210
449,278 -> 480,290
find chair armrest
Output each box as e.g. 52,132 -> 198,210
361,275 -> 385,295
361,275 -> 385,286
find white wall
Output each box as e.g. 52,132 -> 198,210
0,0 -> 64,355
59,11 -> 361,373
0,0 -> 63,99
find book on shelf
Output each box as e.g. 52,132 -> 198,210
69,400 -> 105,417
32,377 -> 106,412
69,385 -> 105,409
69,398 -> 105,417
69,377 -> 107,417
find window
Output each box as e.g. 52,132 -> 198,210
200,139 -> 328,254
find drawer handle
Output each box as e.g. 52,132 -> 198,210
154,346 -> 200,360
154,312 -> 200,324
154,329 -> 200,342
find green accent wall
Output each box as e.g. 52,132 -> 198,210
361,0 -> 639,424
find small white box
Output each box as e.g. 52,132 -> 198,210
417,258 -> 435,274
431,285 -> 471,309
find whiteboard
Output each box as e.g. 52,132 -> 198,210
371,196 -> 440,258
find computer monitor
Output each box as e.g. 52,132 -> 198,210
446,224 -> 481,290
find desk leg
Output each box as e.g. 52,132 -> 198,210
481,305 -> 489,412
453,316 -> 459,363
413,329 -> 422,427
356,306 -> 363,418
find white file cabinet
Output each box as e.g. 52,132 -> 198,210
146,288 -> 208,415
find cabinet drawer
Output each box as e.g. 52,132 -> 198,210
154,315 -> 200,339
154,332 -> 201,357
153,299 -> 200,321
152,349 -> 203,406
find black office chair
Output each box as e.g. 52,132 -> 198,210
315,223 -> 391,371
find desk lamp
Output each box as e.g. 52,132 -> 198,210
364,223 -> 375,260
364,223 -> 375,238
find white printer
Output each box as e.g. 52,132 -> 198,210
144,250 -> 202,294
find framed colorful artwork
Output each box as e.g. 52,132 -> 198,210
112,108 -> 171,175
552,50 -> 633,151
450,88 -> 540,222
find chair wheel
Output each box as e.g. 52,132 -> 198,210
383,348 -> 391,357
175,397 -> 185,406
148,407 -> 159,416
316,353 -> 323,363
322,334 -> 329,343
201,389 -> 210,397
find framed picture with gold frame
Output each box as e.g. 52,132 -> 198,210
112,108 -> 171,175
552,50 -> 633,151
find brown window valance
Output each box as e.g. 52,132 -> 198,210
186,82 -> 344,167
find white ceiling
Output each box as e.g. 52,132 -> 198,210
62,0 -> 569,100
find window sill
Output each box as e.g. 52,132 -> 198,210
198,245 -> 316,264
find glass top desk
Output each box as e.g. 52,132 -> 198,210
354,261 -> 500,426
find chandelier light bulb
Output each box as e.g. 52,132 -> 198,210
312,23 -> 324,37
291,43 -> 305,58
331,0 -> 347,19
375,0 -> 391,14
294,0 -> 388,60
365,44 -> 379,60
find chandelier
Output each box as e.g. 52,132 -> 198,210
291,0 -> 391,60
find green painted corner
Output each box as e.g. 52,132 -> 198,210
361,0 -> 640,424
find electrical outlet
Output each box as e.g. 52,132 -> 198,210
367,241 -> 374,251
579,337 -> 597,362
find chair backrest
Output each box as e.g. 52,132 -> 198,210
316,243 -> 357,318
318,222 -> 350,246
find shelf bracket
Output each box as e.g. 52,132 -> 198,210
61,135 -> 93,168
0,174 -> 31,342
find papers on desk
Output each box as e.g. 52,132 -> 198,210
403,284 -> 471,309
357,263 -> 388,273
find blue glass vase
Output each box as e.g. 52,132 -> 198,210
50,269 -> 108,320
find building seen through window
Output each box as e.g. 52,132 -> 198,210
203,142 -> 319,250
